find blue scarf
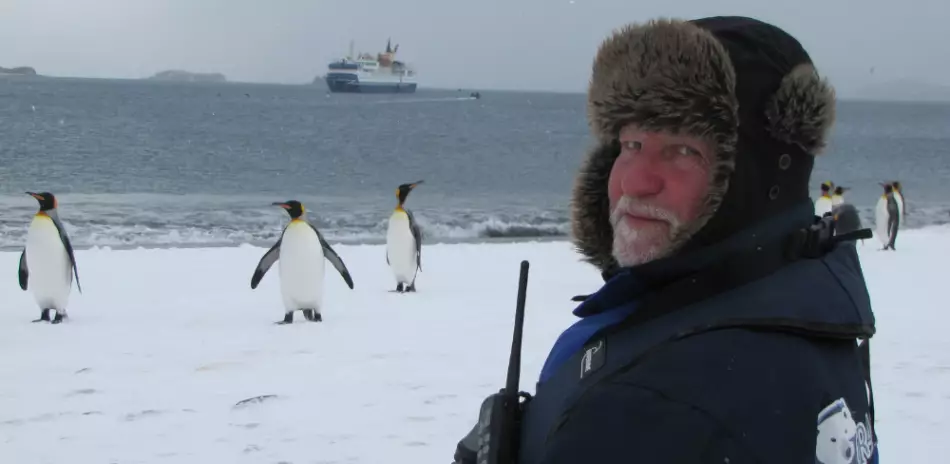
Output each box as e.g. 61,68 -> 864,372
537,273 -> 642,383
537,202 -> 816,384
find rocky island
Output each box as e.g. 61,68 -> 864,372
148,70 -> 227,83
0,66 -> 38,76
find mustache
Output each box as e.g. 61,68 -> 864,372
609,196 -> 682,229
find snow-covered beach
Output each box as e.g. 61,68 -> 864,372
1,227 -> 947,463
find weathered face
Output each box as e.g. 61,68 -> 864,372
607,124 -> 714,267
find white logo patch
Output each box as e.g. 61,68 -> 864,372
816,398 -> 875,464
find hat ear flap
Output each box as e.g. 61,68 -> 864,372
570,140 -> 621,273
764,63 -> 836,156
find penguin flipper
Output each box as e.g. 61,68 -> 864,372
50,214 -> 81,294
406,208 -> 422,271
251,239 -> 281,289
312,226 -> 354,290
18,249 -> 28,291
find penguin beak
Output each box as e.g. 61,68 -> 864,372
272,202 -> 290,210
410,180 -> 424,189
26,192 -> 43,201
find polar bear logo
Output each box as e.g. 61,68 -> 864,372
816,398 -> 859,464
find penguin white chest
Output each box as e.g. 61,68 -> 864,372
815,197 -> 833,217
277,221 -> 325,310
386,212 -> 417,283
25,216 -> 73,310
874,197 -> 890,246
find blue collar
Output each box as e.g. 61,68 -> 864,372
538,202 -> 814,383
574,201 -> 814,318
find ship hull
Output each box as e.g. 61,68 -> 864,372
325,73 -> 417,94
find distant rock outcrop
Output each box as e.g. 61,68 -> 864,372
148,70 -> 227,83
0,66 -> 38,76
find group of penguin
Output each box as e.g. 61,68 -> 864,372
12,177 -> 910,325
14,181 -> 425,325
813,180 -> 906,250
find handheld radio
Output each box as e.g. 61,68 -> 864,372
474,260 -> 533,464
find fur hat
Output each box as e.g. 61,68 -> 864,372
571,16 -> 836,273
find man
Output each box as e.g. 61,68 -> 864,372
454,16 -> 878,464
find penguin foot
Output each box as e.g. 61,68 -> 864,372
396,283 -> 404,293
406,283 -> 416,292
52,312 -> 66,324
275,312 -> 294,325
302,309 -> 322,322
32,309 -> 52,323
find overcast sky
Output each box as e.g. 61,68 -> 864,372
1,0 -> 946,96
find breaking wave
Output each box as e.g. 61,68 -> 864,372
0,197 -> 571,250
1,194 -> 947,251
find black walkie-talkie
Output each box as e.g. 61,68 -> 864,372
474,260 -> 532,464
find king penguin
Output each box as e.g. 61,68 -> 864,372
18,192 -> 82,324
874,183 -> 900,250
814,181 -> 834,217
250,200 -> 354,324
831,185 -> 849,207
386,181 -> 423,293
891,181 -> 906,223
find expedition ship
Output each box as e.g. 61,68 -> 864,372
322,39 -> 417,93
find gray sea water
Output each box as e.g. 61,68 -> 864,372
1,76 -> 949,251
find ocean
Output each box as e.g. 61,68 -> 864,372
1,76 -> 949,251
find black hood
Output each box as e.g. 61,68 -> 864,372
571,16 -> 836,274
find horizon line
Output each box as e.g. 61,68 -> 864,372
6,73 -> 950,104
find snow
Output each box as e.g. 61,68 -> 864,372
1,230 -> 948,462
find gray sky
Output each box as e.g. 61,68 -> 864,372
1,0 -> 947,97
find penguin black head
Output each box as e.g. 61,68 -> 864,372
820,181 -> 833,194
833,186 -> 848,196
26,191 -> 57,212
892,181 -> 902,192
881,183 -> 893,194
273,200 -> 305,219
396,180 -> 423,206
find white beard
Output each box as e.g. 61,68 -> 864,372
610,196 -> 684,267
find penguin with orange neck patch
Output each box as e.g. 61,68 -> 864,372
386,181 -> 423,292
19,192 -> 82,324
891,180 -> 905,221
250,200 -> 354,324
831,185 -> 849,207
814,181 -> 834,217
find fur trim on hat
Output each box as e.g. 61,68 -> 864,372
587,18 -> 739,150
571,18 -> 836,273
570,141 -> 619,272
764,63 -> 836,155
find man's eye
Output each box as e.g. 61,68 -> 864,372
623,141 -> 642,151
676,145 -> 700,157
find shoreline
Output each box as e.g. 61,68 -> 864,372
3,223 -> 950,253
0,235 -> 573,253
